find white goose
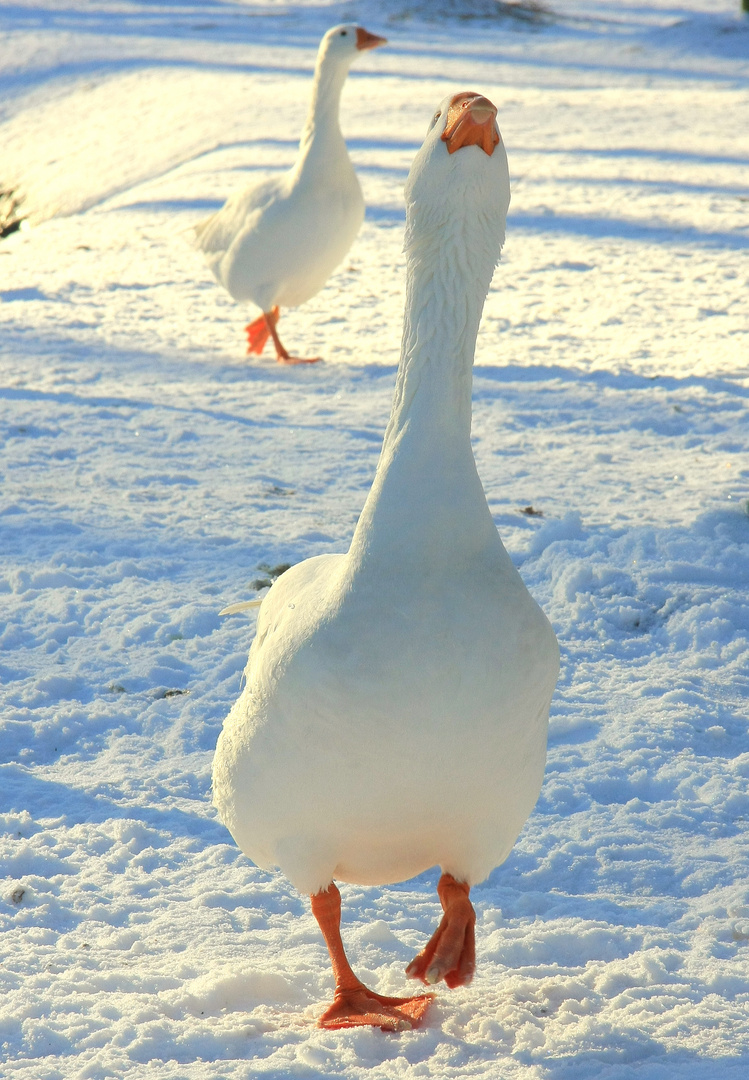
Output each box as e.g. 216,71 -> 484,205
195,24 -> 386,364
213,92 -> 559,1030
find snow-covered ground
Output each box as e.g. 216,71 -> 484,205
1,1 -> 748,1077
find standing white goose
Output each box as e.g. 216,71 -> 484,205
195,24 -> 386,363
213,92 -> 560,1030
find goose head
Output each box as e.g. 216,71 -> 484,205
318,24 -> 387,69
404,92 -> 511,273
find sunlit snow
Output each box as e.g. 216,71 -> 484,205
1,2 -> 748,1078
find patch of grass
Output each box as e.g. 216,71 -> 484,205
391,1 -> 555,23
0,185 -> 26,240
250,562 -> 293,592
257,562 -> 292,579
495,1 -> 554,24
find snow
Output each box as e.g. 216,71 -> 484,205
1,0 -> 748,1076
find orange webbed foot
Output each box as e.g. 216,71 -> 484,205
319,984 -> 433,1031
245,307 -> 279,355
406,874 -> 476,989
261,307 -> 321,364
310,883 -> 432,1032
276,353 -> 322,366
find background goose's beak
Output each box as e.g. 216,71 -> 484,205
355,27 -> 388,51
441,93 -> 500,156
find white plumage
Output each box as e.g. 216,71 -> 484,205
195,24 -> 386,362
213,92 -> 559,1029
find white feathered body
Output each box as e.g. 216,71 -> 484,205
213,103 -> 559,897
195,144 -> 364,312
214,544 -> 557,895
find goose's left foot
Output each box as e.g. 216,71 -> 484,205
405,873 -> 476,989
245,307 -> 279,355
312,883 -> 433,1031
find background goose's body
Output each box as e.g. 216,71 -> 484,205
198,165 -> 359,313
195,24 -> 386,362
213,93 -> 559,1029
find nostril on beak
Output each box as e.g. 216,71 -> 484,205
468,97 -> 497,124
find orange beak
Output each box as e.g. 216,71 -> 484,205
441,93 -> 500,157
355,27 -> 388,51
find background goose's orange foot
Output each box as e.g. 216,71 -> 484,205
276,354 -> 322,365
245,324 -> 270,355
318,987 -> 434,1031
245,308 -> 277,355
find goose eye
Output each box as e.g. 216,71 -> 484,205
428,109 -> 442,135
340,29 -> 348,36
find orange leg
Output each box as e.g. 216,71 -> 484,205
245,307 -> 278,355
311,883 -> 433,1031
265,309 -> 321,366
405,874 -> 476,989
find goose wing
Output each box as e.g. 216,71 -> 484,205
194,175 -> 286,257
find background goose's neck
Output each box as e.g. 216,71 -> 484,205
300,56 -> 348,149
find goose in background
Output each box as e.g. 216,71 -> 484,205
213,91 -> 559,1030
195,24 -> 386,363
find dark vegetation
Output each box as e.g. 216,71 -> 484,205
395,1 -> 555,22
494,1 -> 553,22
0,185 -> 26,239
250,562 -> 293,591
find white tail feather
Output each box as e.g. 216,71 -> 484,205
219,599 -> 264,616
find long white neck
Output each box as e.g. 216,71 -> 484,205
349,198 -> 508,573
388,210 -> 494,450
297,53 -> 350,171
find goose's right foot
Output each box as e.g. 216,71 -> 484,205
265,308 -> 321,365
277,353 -> 322,366
311,883 -> 433,1032
319,983 -> 433,1031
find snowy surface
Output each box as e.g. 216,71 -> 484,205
2,1 -> 749,1077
